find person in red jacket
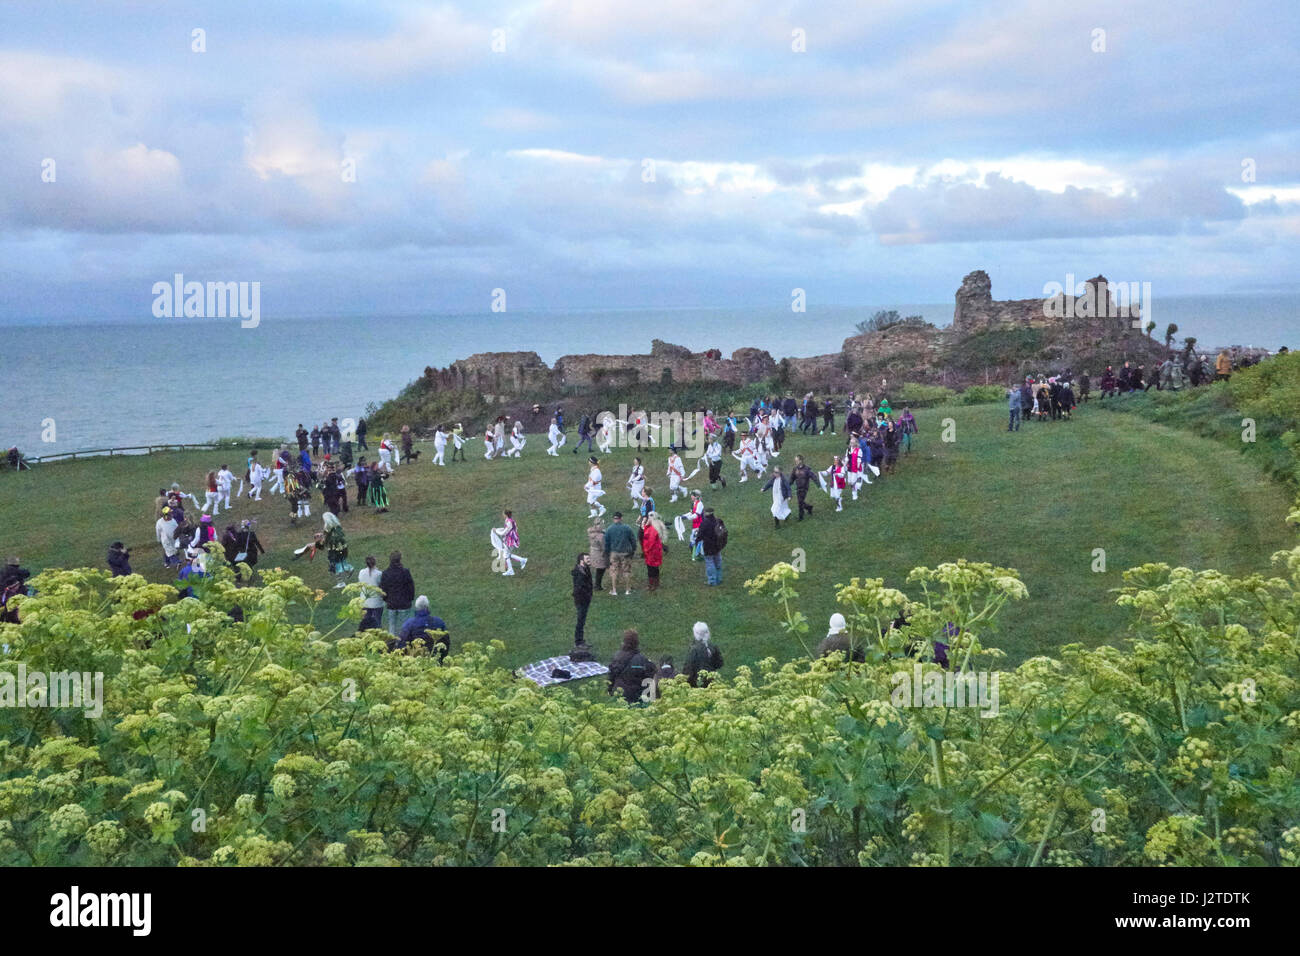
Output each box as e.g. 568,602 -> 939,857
642,513 -> 666,591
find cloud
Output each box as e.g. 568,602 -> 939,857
870,171 -> 1248,244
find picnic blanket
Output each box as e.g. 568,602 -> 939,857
516,655 -> 609,687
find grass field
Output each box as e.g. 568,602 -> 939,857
1,401 -> 1293,671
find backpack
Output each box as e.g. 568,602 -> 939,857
714,518 -> 728,551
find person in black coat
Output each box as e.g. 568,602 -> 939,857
379,550 -> 415,634
790,455 -> 816,520
572,553 -> 593,645
233,521 -> 265,582
607,630 -> 656,704
107,542 -> 132,576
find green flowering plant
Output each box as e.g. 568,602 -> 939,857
0,537 -> 1297,866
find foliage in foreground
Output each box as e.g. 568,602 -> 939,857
2,540 -> 1299,867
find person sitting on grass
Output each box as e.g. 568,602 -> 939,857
391,595 -> 448,660
683,621 -> 724,687
607,630 -> 657,705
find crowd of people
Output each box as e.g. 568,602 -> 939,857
17,342 -> 1274,697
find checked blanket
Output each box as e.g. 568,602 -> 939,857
516,655 -> 609,687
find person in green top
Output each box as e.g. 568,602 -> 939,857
602,511 -> 638,596
321,512 -> 352,588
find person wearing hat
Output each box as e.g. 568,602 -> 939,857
190,513 -> 217,550
816,613 -> 865,662
683,622 -> 724,688
106,542 -> 132,577
155,508 -> 180,567
602,512 -> 637,596
584,456 -> 606,518
626,456 -> 645,506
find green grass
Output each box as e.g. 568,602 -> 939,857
1,402 -> 1292,670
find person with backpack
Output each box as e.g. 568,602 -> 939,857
683,621 -> 724,687
607,630 -> 657,705
697,507 -> 725,586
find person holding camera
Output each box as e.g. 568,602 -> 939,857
107,542 -> 132,576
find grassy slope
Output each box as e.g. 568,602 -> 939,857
0,402 -> 1292,670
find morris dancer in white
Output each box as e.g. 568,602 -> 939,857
216,464 -> 234,512
202,470 -> 221,515
269,448 -> 287,496
483,424 -> 496,460
596,416 -> 614,455
378,435 -> 395,474
432,426 -> 448,466
733,433 -> 764,482
547,417 -> 566,456
494,509 -> 528,576
820,456 -> 847,512
584,456 -> 607,518
507,420 -> 526,458
248,460 -> 266,501
666,450 -> 685,502
846,442 -> 866,501
627,456 -> 646,506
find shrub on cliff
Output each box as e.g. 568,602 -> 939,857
895,383 -> 956,407
959,385 -> 1006,405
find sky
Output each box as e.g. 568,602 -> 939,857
1,0 -> 1298,321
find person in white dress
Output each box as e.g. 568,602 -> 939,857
627,457 -> 646,506
547,418 -> 566,456
494,509 -> 528,576
378,435 -> 395,474
762,467 -> 792,528
584,456 -> 607,518
432,427 -> 448,466
483,425 -> 496,460
596,417 -> 614,455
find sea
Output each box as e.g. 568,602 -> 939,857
2,295 -> 1294,454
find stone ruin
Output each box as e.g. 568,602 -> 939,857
416,270 -> 1154,400
952,269 -> 1140,336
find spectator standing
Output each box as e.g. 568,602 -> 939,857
379,550 -> 415,634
